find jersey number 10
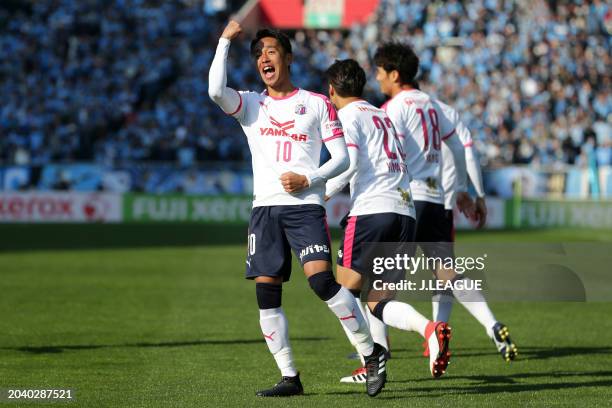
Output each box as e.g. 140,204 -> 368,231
275,141 -> 292,162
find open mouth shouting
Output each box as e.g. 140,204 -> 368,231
262,65 -> 276,81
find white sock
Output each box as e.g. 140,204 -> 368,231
381,300 -> 429,338
339,295 -> 368,365
355,300 -> 369,365
452,277 -> 497,334
326,287 -> 374,357
259,308 -> 297,377
432,290 -> 454,322
366,305 -> 389,350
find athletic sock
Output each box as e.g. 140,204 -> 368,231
326,287 -> 374,357
432,289 -> 454,322
451,277 -> 497,335
366,305 -> 389,350
378,300 -> 429,338
339,293 -> 368,365
259,307 -> 297,377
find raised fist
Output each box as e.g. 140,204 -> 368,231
221,20 -> 242,41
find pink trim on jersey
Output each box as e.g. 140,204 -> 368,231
264,88 -> 299,100
381,100 -> 390,111
346,143 -> 360,149
323,133 -> 344,143
227,89 -> 243,116
343,216 -> 357,269
308,91 -> 344,141
463,141 -> 473,147
442,129 -> 456,140
307,91 -> 339,122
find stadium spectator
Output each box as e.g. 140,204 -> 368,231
0,0 -> 609,171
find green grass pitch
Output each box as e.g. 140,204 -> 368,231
1,226 -> 611,407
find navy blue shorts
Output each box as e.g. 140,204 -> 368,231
245,204 -> 332,282
414,201 -> 455,258
337,212 -> 416,275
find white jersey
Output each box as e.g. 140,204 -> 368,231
384,89 -> 456,204
440,103 -> 474,210
230,88 -> 344,207
337,100 -> 415,218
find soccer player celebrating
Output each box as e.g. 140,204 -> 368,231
437,102 -> 518,361
373,42 -> 516,362
324,59 -> 452,381
208,21 -> 386,397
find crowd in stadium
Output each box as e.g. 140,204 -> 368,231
1,0 -> 610,170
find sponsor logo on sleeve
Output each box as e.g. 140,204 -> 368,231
326,120 -> 342,132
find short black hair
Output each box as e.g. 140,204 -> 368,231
250,28 -> 292,59
325,59 -> 366,98
373,42 -> 420,85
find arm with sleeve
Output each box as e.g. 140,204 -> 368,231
306,99 -> 349,187
441,115 -> 468,192
325,121 -> 361,197
457,122 -> 485,197
208,38 -> 243,117
307,137 -> 349,188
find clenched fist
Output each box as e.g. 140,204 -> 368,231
280,172 -> 309,194
221,20 -> 242,41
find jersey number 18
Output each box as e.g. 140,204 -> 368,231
416,108 -> 441,151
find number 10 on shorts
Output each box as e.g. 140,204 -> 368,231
248,233 -> 256,255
